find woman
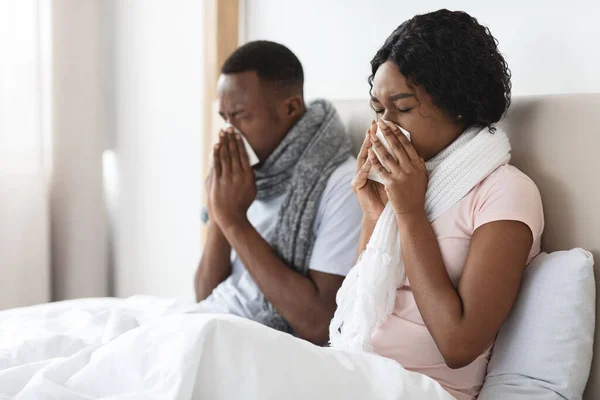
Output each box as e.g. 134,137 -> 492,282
334,9 -> 543,400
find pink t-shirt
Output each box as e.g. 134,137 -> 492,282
370,165 -> 544,400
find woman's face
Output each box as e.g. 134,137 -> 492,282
369,61 -> 465,161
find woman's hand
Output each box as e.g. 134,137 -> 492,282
352,120 -> 389,223
368,119 -> 428,219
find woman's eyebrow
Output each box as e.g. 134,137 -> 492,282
370,93 -> 414,102
389,92 -> 414,101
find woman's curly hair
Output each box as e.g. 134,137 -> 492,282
369,9 -> 511,128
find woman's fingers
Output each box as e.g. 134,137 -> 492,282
352,158 -> 373,191
370,119 -> 377,137
369,125 -> 400,174
386,120 -> 420,162
378,119 -> 410,170
356,132 -> 370,170
367,148 -> 391,183
356,120 -> 377,172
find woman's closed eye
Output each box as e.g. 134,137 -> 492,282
371,106 -> 415,115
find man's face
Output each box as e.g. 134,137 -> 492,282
216,71 -> 289,163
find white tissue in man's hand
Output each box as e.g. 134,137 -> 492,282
367,121 -> 411,184
222,122 -> 260,167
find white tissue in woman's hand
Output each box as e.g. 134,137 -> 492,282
222,122 -> 260,166
367,121 -> 411,184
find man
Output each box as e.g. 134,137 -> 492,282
194,41 -> 362,345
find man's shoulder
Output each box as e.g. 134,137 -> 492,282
310,156 -> 362,276
323,156 -> 356,195
315,156 -> 360,220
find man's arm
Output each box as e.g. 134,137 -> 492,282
220,222 -> 344,344
194,221 -> 232,301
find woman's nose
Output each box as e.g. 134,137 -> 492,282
381,110 -> 393,122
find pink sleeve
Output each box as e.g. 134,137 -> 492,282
473,168 -> 544,239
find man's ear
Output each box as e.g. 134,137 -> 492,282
283,95 -> 304,119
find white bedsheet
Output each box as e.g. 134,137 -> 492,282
0,296 -> 455,399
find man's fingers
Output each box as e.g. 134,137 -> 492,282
213,143 -> 222,178
205,168 -> 214,190
219,131 -> 232,175
227,131 -> 241,172
235,133 -> 250,170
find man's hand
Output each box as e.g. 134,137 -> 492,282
209,128 -> 256,231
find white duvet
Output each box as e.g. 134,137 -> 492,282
0,296 -> 455,400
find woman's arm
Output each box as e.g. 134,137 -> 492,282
397,214 -> 532,369
356,220 -> 376,258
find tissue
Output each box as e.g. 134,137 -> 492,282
221,122 -> 260,167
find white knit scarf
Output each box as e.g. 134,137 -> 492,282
329,126 -> 512,351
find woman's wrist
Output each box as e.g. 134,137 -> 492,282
395,210 -> 428,230
361,218 -> 379,229
360,204 -> 385,224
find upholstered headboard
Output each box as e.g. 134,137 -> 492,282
332,94 -> 600,399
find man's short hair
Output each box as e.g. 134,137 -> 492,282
221,40 -> 304,95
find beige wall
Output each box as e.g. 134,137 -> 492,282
50,0 -> 108,300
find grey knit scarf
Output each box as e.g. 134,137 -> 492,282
252,99 -> 352,332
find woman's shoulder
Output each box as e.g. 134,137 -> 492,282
481,164 -> 538,190
471,164 -> 544,236
475,164 -> 542,205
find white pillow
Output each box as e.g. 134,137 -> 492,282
479,249 -> 595,400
